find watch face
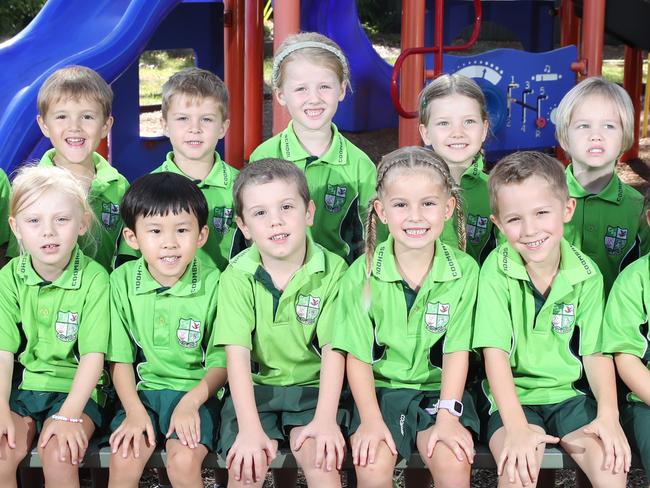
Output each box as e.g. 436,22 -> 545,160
453,401 -> 463,414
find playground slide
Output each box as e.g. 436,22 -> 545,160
300,0 -> 399,132
0,0 -> 182,173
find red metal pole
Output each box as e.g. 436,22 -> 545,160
398,0 -> 426,148
580,0 -> 605,76
272,0 -> 300,135
224,0 -> 245,167
622,46 -> 642,162
560,0 -> 579,47
244,0 -> 263,161
433,0 -> 444,76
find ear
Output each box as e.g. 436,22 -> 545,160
338,81 -> 347,102
196,225 -> 209,249
8,216 -> 21,241
274,87 -> 287,107
235,215 -> 252,240
218,118 -> 231,140
37,114 -> 50,138
161,116 -> 169,137
418,123 -> 432,146
481,119 -> 489,143
373,199 -> 387,224
122,226 -> 140,251
563,197 -> 577,223
101,115 -> 114,139
305,200 -> 316,226
444,195 -> 456,221
77,212 -> 91,237
490,213 -> 505,235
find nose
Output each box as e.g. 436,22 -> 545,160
161,231 -> 179,248
269,208 -> 284,227
408,205 -> 423,221
189,117 -> 202,133
42,220 -> 55,237
520,217 -> 537,237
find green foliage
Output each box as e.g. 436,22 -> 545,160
357,0 -> 401,35
139,49 -> 196,106
0,0 -> 46,40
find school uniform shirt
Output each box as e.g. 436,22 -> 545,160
118,152 -> 241,271
249,121 -> 378,262
440,154 -> 494,263
602,253 -> 650,403
0,247 -> 110,404
564,164 -> 648,294
213,236 -> 348,387
331,236 -> 478,391
7,150 -> 129,271
0,168 -> 11,247
107,256 -> 225,391
473,239 -> 604,414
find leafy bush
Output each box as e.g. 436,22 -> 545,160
0,0 -> 46,40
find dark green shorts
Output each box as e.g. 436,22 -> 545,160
486,394 -> 597,441
10,389 -> 103,432
620,401 -> 650,474
110,389 -> 222,452
219,385 -> 352,455
350,388 -> 480,459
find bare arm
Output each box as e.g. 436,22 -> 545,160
614,353 -> 650,405
0,350 -> 15,447
57,353 -> 104,418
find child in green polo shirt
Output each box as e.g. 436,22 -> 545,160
418,74 -> 494,263
249,32 -> 379,264
214,159 -> 349,488
555,76 -> 648,294
474,151 -> 630,487
602,190 -> 650,479
0,165 -> 109,488
6,66 -> 129,271
331,146 -> 480,488
116,67 -> 242,271
106,172 -> 226,488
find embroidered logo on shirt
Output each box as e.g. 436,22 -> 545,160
296,295 -> 321,325
213,207 -> 233,235
324,184 -> 347,213
55,311 -> 79,342
177,318 -> 202,348
101,202 -> 120,229
604,226 -> 628,255
551,303 -> 575,333
466,214 -> 489,243
424,303 -> 450,333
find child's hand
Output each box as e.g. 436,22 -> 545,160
498,425 -> 559,486
582,416 -> 632,473
39,418 -> 88,465
166,395 -> 201,449
226,427 -> 277,484
0,403 -> 16,448
351,418 -> 397,467
292,418 -> 346,471
109,408 -> 156,459
426,413 -> 474,463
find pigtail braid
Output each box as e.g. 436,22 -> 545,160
452,186 -> 466,251
364,198 -> 379,278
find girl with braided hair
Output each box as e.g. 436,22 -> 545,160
331,146 -> 480,487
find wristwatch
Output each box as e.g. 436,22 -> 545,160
425,399 -> 463,417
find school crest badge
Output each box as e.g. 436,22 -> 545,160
296,294 -> 321,325
324,184 -> 347,213
551,303 -> 575,333
177,318 -> 201,348
604,226 -> 628,255
101,202 -> 120,229
213,207 -> 233,235
55,311 -> 79,342
424,303 -> 450,333
466,214 -> 489,243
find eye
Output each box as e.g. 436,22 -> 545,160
148,228 -> 161,234
294,86 -> 306,92
537,210 -> 549,216
282,203 -> 295,211
176,116 -> 188,122
55,114 -> 66,120
253,210 -> 265,217
506,216 -> 520,224
436,121 -> 449,127
319,84 -> 331,90
82,114 -> 95,120
392,202 -> 407,208
202,117 -> 214,123
576,123 -> 589,129
177,227 -> 189,234
464,118 -> 477,126
604,123 -> 616,129
56,217 -> 71,223
423,201 -> 436,207
26,218 -> 39,224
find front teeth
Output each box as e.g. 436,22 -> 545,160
271,233 -> 288,241
305,109 -> 323,117
187,141 -> 202,146
161,256 -> 179,264
524,238 -> 546,248
66,138 -> 84,144
588,148 -> 604,153
405,229 -> 427,236
449,143 -> 467,149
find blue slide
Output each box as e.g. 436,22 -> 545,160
0,0 -> 182,173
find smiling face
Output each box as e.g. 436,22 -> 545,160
37,96 -> 113,171
374,168 -> 455,255
9,189 -> 89,280
163,94 -> 229,168
566,93 -> 623,172
492,175 -> 575,270
419,93 -> 488,169
123,210 -> 208,287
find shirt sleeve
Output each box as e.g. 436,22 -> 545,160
315,257 -> 348,347
213,267 -> 256,349
443,258 -> 479,353
77,266 -> 110,355
203,272 -> 227,369
106,271 -> 136,363
0,171 -> 10,247
576,272 -> 605,356
0,264 -> 21,353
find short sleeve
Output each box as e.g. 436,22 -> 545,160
576,273 -> 605,356
444,259 -> 478,353
315,258 -> 348,347
77,267 -> 110,355
107,272 -> 136,363
213,267 -> 256,349
0,264 -> 21,353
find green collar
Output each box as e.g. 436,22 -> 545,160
133,256 -> 203,296
371,236 -> 463,284
566,164 -> 623,204
279,121 -> 347,165
497,239 -> 597,285
162,151 -> 233,188
17,245 -> 84,289
459,154 -> 487,189
41,148 -> 122,193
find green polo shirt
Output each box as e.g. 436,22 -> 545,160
213,236 -> 348,387
7,150 -> 129,271
0,169 -> 10,247
473,240 -> 604,414
440,155 -> 494,263
602,254 -> 650,403
107,257 -> 225,392
331,237 -> 478,391
0,247 -> 109,404
118,152 -> 241,271
249,121 -> 379,263
564,165 -> 647,294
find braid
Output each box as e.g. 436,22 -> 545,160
364,198 -> 379,279
451,187 -> 466,251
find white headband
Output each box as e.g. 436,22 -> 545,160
271,40 -> 349,87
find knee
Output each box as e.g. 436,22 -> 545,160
166,448 -> 203,480
432,463 -> 471,488
39,440 -> 72,473
355,462 -> 395,488
109,455 -> 145,484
